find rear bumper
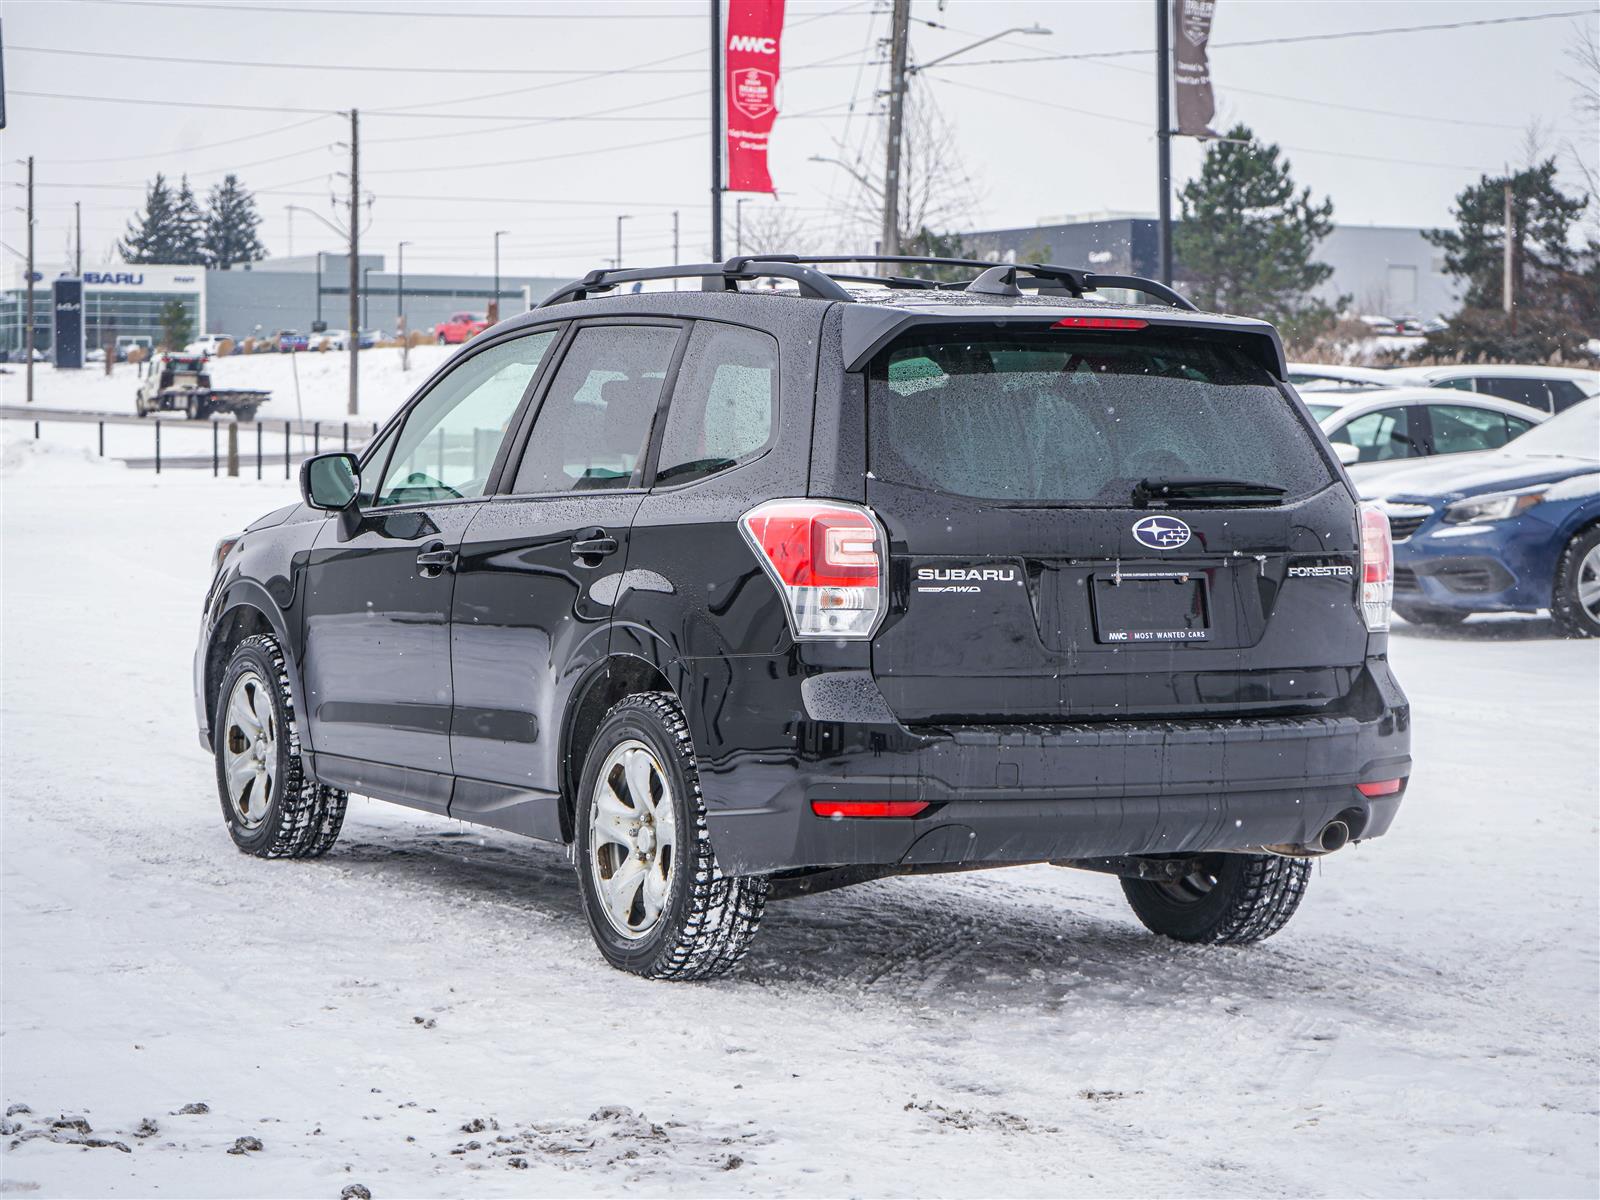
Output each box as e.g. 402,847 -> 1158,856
693,660 -> 1411,875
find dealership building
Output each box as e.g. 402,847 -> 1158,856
958,214 -> 1462,320
2,255 -> 565,359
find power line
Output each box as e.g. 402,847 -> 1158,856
87,0 -> 704,18
13,90 -> 341,116
922,8 -> 1593,71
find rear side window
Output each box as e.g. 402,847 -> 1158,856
511,325 -> 678,494
1474,376 -> 1553,413
1428,404 -> 1519,455
868,330 -> 1334,505
656,322 -> 778,485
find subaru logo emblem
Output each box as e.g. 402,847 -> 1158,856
1132,515 -> 1192,550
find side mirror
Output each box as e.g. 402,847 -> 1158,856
301,451 -> 360,511
1333,442 -> 1361,467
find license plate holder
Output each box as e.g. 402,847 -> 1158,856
1091,570 -> 1210,644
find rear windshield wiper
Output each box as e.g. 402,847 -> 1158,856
1132,477 -> 1288,507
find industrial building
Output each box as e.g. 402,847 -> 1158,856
959,214 -> 1461,321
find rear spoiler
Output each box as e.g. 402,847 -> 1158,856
839,307 -> 1288,380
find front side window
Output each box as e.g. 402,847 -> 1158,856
375,330 -> 556,506
656,322 -> 779,485
1329,406 -> 1419,462
868,330 -> 1335,505
512,325 -> 680,494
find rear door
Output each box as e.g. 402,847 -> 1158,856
863,324 -> 1368,724
446,320 -> 686,836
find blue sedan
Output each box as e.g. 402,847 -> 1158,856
1362,398 -> 1599,636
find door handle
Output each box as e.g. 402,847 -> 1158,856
416,543 -> 457,578
571,533 -> 619,562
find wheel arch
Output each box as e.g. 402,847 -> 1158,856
558,653 -> 676,843
203,587 -> 306,750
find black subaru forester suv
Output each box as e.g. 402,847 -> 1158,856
195,256 -> 1410,980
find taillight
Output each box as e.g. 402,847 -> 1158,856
739,499 -> 886,639
212,534 -> 241,577
1051,316 -> 1148,330
1358,503 -> 1392,631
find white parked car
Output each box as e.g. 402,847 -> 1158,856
307,329 -> 349,350
1306,387 -> 1548,479
184,334 -> 235,357
1286,363 -> 1399,392
1386,365 -> 1598,415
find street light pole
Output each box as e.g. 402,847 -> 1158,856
616,214 -> 631,270
492,229 -> 508,323
1156,0 -> 1173,286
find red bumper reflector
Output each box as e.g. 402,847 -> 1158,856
1051,316 -> 1149,330
811,800 -> 929,819
1356,778 -> 1404,797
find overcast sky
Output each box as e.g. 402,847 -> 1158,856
4,0 -> 1596,280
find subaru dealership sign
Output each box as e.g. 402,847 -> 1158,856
52,277 -> 84,369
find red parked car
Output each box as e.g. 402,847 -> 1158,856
433,311 -> 489,345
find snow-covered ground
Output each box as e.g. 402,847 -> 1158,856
2,433 -> 1597,1198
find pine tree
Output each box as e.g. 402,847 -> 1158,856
118,173 -> 207,264
1420,159 -> 1594,361
202,174 -> 268,269
1173,124 -> 1341,343
119,174 -> 179,264
173,176 -> 206,264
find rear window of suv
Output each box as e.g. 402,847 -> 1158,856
868,329 -> 1335,506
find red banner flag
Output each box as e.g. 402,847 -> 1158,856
724,0 -> 785,194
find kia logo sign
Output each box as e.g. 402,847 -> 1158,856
1132,515 -> 1192,550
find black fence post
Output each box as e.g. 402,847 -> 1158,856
98,421 -> 105,457
342,423 -> 349,451
313,421 -> 321,454
256,422 -> 262,481
212,422 -> 219,477
154,421 -> 161,474
285,421 -> 291,480
33,421 -> 39,439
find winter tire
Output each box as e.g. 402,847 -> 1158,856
574,692 -> 767,981
1551,525 -> 1600,639
1121,852 -> 1310,945
1394,602 -> 1468,627
214,634 -> 348,859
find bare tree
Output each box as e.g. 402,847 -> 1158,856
825,85 -> 984,253
738,204 -> 822,256
1562,20 -> 1599,232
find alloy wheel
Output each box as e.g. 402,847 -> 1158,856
1577,543 -> 1600,622
222,670 -> 278,829
587,739 -> 679,940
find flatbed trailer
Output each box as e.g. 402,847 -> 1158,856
134,353 -> 270,421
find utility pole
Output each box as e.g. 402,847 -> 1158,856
397,239 -> 410,372
74,200 -> 82,277
347,108 -> 360,416
492,229 -> 508,323
881,0 -> 911,261
1155,0 -> 1173,286
672,210 -> 680,289
710,0 -> 723,261
1503,179 -> 1516,333
24,156 -> 34,403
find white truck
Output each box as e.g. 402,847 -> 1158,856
134,352 -> 270,421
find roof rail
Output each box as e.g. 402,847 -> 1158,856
537,254 -> 1196,311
